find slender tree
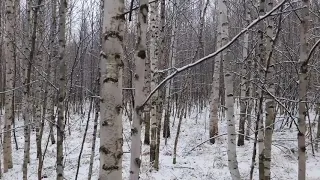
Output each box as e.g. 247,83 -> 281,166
264,0 -> 276,179
298,0 -> 310,179
209,1 -> 221,144
149,0 -> 159,165
3,0 -> 15,172
99,0 -> 125,179
56,0 -> 67,179
221,0 -> 241,178
129,0 -> 148,178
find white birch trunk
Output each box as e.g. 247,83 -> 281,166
22,1 -> 32,178
48,0 -> 57,145
264,0 -> 276,179
99,0 -> 125,179
220,0 -> 241,179
298,0 -> 310,179
258,0 -> 266,178
238,1 -> 251,146
209,2 -> 221,144
129,0 -> 148,178
3,0 -> 14,172
56,0 -> 67,179
149,0 -> 159,164
163,0 -> 178,141
316,104 -> 320,151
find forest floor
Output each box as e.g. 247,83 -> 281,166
2,103 -> 320,180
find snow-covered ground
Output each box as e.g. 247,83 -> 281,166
2,103 -> 320,179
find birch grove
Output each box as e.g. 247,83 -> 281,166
0,0 -> 319,179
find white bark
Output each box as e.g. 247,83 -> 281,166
56,0 -> 67,179
220,0 -> 241,179
316,104 -> 320,151
264,0 -> 276,179
209,2 -> 221,144
238,1 -> 251,146
149,0 -> 159,164
257,0 -> 266,178
22,1 -> 32,178
99,0 -> 125,179
3,0 -> 14,172
48,0 -> 57,145
298,0 -> 310,179
129,0 -> 148,179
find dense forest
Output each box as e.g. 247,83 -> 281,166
0,0 -> 320,179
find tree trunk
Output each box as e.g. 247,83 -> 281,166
144,112 -> 150,145
149,0 -> 159,165
173,105 -> 184,164
238,1 -> 250,146
209,1 -> 221,144
154,0 -> 166,171
56,0 -> 67,179
221,0 -> 241,178
316,104 -> 320,151
48,0 -> 57,145
257,0 -> 266,179
298,0 -> 310,179
99,0 -> 125,179
264,0 -> 276,179
3,0 -> 15,172
143,1 -> 152,145
129,0 -> 148,178
88,95 -> 100,180
22,0 -> 32,177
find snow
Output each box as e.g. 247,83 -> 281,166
2,103 -> 320,179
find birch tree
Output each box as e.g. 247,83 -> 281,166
56,0 -> 67,179
238,0 -> 251,146
257,0 -> 266,178
3,0 -> 15,172
48,0 -> 57,146
221,0 -> 241,178
22,0 -> 44,178
21,1 -> 32,176
149,0 -> 159,165
99,0 -> 125,179
209,1 -> 221,144
298,0 -> 310,179
129,0 -> 148,178
154,0 -> 165,170
264,0 -> 276,179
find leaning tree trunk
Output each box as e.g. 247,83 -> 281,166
99,0 -> 125,179
220,0 -> 241,179
56,0 -> 67,179
298,0 -> 310,179
129,0 -> 148,178
3,0 -> 15,172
